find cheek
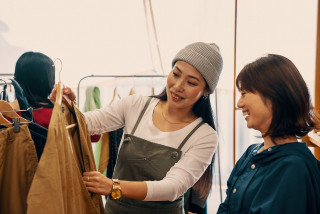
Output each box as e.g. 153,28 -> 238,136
166,76 -> 173,87
189,89 -> 204,100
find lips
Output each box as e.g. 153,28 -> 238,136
171,92 -> 184,101
242,110 -> 250,121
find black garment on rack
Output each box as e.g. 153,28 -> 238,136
184,188 -> 207,214
106,128 -> 124,179
11,79 -> 48,160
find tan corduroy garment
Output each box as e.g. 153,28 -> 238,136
27,101 -> 104,214
0,126 -> 38,214
98,132 -> 110,174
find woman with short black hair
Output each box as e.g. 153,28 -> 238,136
15,51 -> 55,110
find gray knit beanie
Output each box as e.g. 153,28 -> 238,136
172,42 -> 223,93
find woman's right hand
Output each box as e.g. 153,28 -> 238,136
49,84 -> 76,104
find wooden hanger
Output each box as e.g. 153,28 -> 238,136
0,112 -> 12,128
0,100 -> 29,123
109,87 -> 121,105
129,87 -> 135,96
151,87 -> 155,96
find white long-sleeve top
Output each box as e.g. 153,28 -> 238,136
84,94 -> 218,201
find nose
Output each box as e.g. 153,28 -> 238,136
174,79 -> 184,92
237,97 -> 243,108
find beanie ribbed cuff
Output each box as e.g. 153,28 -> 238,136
172,42 -> 223,93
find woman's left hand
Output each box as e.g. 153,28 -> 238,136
83,171 -> 113,195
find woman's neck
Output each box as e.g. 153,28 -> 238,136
262,135 -> 298,150
161,101 -> 196,124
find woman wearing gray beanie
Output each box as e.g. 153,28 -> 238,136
50,42 -> 223,214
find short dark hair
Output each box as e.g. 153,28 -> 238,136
14,52 -> 55,108
153,85 -> 215,199
236,54 -> 319,138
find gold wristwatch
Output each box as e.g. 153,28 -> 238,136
110,179 -> 122,200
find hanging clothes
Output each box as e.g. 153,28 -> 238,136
106,129 -> 123,179
11,79 -> 48,160
27,99 -> 104,214
0,126 -> 38,214
105,87 -> 123,179
83,86 -> 108,174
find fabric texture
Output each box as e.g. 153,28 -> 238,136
83,86 -> 108,174
11,78 -> 48,160
217,142 -> 320,214
98,132 -> 110,174
172,42 -> 223,93
27,100 -> 104,214
0,126 -> 38,214
27,122 -> 48,160
84,94 -> 217,201
105,97 -> 204,214
106,129 -> 123,179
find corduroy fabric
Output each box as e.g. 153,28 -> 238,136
27,101 -> 104,214
172,42 -> 223,93
0,126 -> 38,214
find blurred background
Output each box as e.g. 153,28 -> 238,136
0,0 -> 318,212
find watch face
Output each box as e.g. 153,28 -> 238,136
111,189 -> 121,199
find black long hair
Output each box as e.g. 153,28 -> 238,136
14,52 -> 55,108
154,86 -> 215,199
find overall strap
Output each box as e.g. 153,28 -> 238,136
131,97 -> 152,135
177,121 -> 205,151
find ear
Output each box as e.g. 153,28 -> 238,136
203,88 -> 210,97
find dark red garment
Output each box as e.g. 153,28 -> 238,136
32,108 -> 52,129
17,107 -> 101,142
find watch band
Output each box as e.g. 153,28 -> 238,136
110,179 -> 122,200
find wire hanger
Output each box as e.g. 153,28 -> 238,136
54,58 -> 76,129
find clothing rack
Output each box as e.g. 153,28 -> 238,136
0,73 -> 14,76
77,74 -> 167,107
0,74 -> 14,101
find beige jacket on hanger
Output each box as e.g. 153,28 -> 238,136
27,100 -> 104,214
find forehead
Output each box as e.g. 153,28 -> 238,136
174,61 -> 204,79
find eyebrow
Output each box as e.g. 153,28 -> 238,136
175,65 -> 200,82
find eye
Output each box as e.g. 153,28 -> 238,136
188,81 -> 197,86
172,72 -> 179,77
240,91 -> 246,96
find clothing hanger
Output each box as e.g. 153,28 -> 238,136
129,77 -> 136,96
0,100 -> 29,123
54,59 -> 76,130
109,87 -> 121,105
0,112 -> 12,128
0,100 -> 31,132
129,87 -> 135,96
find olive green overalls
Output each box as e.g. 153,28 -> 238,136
105,97 -> 204,214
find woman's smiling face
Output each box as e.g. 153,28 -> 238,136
166,61 -> 208,110
237,90 -> 273,134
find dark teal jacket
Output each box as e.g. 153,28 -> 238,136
217,142 -> 320,214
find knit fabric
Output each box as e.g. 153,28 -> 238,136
172,42 -> 223,93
